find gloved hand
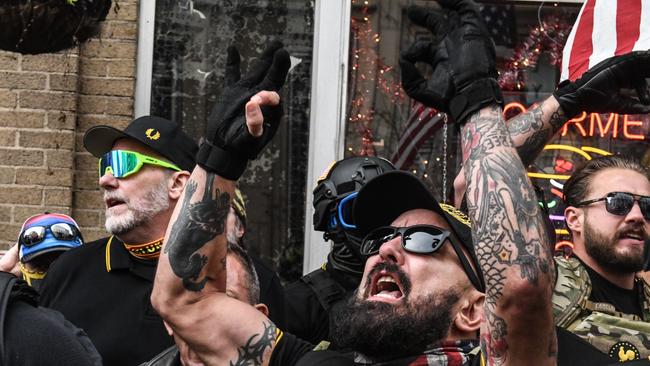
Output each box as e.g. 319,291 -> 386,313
400,6 -> 454,110
197,40 -> 290,180
553,51 -> 650,119
400,1 -> 503,124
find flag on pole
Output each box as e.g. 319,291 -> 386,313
391,102 -> 445,170
561,0 -> 650,82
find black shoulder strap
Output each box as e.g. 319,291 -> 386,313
301,270 -> 348,311
0,272 -> 18,366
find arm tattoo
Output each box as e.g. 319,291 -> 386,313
507,104 -> 570,166
230,322 -> 277,366
481,309 -> 508,366
165,173 -> 231,292
463,108 -> 552,299
462,106 -> 554,363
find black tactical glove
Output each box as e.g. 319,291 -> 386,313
553,51 -> 650,119
400,6 -> 454,110
197,41 -> 290,180
400,1 -> 503,124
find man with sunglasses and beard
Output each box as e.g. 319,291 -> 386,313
152,2 -> 558,364
553,156 -> 650,361
38,115 -> 197,365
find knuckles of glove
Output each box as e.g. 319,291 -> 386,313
554,53 -> 650,118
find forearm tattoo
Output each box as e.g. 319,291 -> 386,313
507,104 -> 569,165
230,322 -> 277,366
165,173 -> 231,292
462,106 -> 554,363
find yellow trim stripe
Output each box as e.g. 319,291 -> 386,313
105,235 -> 115,272
528,172 -> 571,180
275,328 -> 284,344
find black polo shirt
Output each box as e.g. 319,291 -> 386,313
39,236 -> 174,366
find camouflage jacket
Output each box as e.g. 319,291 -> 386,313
552,256 -> 650,363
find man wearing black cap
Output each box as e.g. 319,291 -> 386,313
149,23 -> 543,364
39,115 -> 198,365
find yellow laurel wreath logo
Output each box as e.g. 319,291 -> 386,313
145,128 -> 161,140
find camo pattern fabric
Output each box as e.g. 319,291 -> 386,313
553,257 -> 650,362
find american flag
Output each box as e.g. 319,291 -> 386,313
391,102 -> 445,170
479,4 -> 517,48
561,0 -> 650,81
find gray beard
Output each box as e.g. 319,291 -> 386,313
105,178 -> 170,236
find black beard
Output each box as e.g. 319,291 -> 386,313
330,271 -> 459,360
584,219 -> 646,273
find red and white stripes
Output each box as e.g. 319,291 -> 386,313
561,0 -> 650,81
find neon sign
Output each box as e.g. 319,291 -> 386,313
527,144 -> 612,237
503,102 -> 647,140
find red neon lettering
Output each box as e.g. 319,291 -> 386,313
590,113 -> 618,138
561,111 -> 587,137
623,115 -> 645,140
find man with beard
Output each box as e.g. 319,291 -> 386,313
284,155 -> 396,344
152,2 -> 558,363
329,172 -> 486,364
39,115 -> 197,365
554,155 -> 650,361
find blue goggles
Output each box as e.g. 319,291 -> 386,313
329,192 -> 358,230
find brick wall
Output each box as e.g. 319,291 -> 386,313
0,0 -> 139,248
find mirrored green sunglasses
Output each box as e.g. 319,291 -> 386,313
99,150 -> 181,179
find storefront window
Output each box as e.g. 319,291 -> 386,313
344,0 -> 649,244
151,0 -> 314,282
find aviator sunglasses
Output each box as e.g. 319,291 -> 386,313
575,191 -> 650,220
99,150 -> 181,179
20,223 -> 83,247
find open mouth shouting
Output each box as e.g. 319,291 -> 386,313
366,263 -> 410,304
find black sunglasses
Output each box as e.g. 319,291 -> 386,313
20,223 -> 82,247
575,192 -> 650,220
361,225 -> 451,256
361,225 -> 484,292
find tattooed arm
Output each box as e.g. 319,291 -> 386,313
151,91 -> 282,366
453,97 -> 565,207
461,105 -> 556,366
505,97 -> 566,166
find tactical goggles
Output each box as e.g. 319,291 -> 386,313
99,150 -> 181,179
336,192 -> 358,229
360,225 -> 451,257
20,223 -> 82,247
576,191 -> 650,220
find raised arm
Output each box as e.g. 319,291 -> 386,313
508,51 -> 650,165
453,51 -> 650,206
401,1 -> 555,364
151,42 -> 290,366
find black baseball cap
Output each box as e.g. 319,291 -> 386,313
83,115 -> 198,172
353,170 -> 485,292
